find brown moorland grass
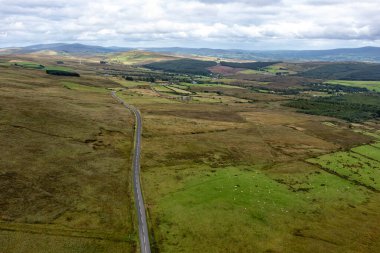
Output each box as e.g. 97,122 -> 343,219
0,65 -> 137,252
136,91 -> 380,252
1,56 -> 380,253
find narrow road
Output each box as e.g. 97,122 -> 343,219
111,91 -> 151,253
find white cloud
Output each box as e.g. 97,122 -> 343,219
0,0 -> 379,49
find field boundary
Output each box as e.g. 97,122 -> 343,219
0,222 -> 134,242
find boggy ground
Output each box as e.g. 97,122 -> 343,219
0,65 -> 137,252
130,86 -> 380,253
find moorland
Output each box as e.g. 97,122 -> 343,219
0,45 -> 380,253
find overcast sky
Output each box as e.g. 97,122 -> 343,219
1,0 -> 379,50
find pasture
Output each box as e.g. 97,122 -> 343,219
308,151 -> 380,191
137,93 -> 380,252
325,80 -> 380,92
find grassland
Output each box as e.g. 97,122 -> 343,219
118,88 -> 179,105
152,85 -> 173,93
325,80 -> 380,92
237,69 -> 266,75
144,163 -> 376,252
264,64 -> 297,75
308,151 -> 380,191
166,86 -> 192,95
62,81 -> 107,93
181,82 -> 245,89
13,61 -> 45,69
137,91 -> 379,252
1,53 -> 380,253
352,145 -> 380,162
108,51 -> 179,65
0,64 -> 137,252
45,66 -> 74,71
12,61 -> 74,72
109,77 -> 150,88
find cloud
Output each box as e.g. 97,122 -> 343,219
0,0 -> 379,49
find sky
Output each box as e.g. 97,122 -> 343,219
0,0 -> 380,50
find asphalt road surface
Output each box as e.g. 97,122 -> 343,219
112,91 -> 151,253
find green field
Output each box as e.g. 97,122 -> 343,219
109,51 -> 178,65
110,78 -> 150,88
153,85 -> 173,93
264,64 -> 297,75
13,62 -> 45,69
62,82 -> 107,93
12,62 -> 75,72
118,89 -> 179,105
238,69 -> 266,75
169,84 -> 190,90
180,82 -> 244,89
351,145 -> 380,162
145,163 -> 371,252
167,86 -> 192,95
325,80 -> 380,92
308,151 -> 380,191
45,66 -> 74,72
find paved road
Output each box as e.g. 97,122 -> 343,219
111,91 -> 151,253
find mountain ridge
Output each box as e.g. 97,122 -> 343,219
2,43 -> 380,62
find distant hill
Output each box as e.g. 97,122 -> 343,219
0,48 -> 21,55
7,43 -> 131,55
298,62 -> 380,80
28,50 -> 59,56
2,43 -> 380,62
147,46 -> 380,63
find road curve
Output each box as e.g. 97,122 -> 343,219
111,91 -> 151,253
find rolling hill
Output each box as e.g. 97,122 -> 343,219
107,50 -> 180,65
298,62 -> 380,80
3,43 -> 131,55
2,44 -> 380,62
148,46 -> 380,62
